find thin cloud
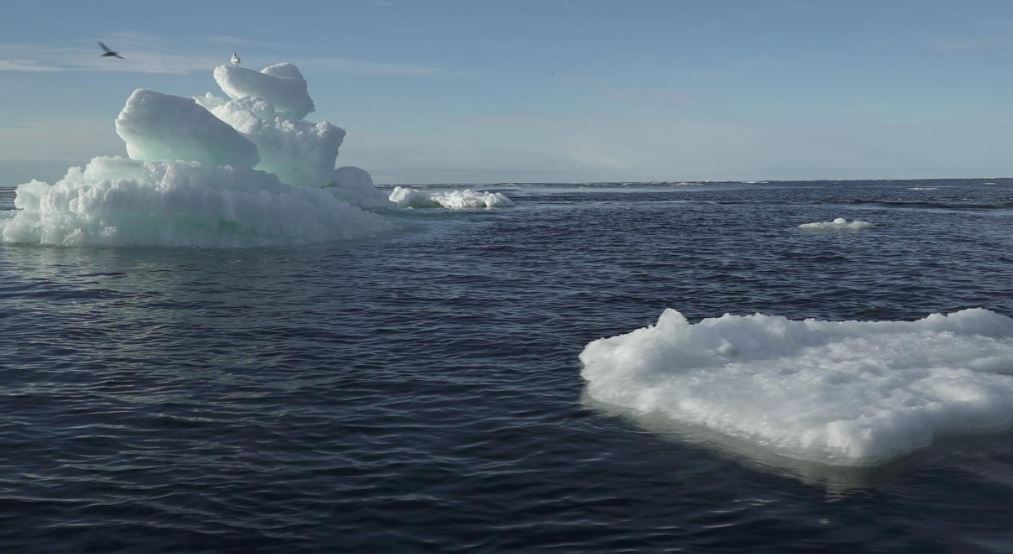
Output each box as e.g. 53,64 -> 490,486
928,20 -> 1013,52
928,34 -> 1013,52
205,35 -> 253,46
0,38 -> 445,77
0,59 -> 61,72
0,42 -> 221,74
301,57 -> 444,77
0,118 -> 121,161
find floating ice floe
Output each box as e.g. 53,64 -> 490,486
580,308 -> 1013,467
798,217 -> 873,231
1,61 -> 397,247
388,186 -> 515,209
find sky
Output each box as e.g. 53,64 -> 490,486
3,0 -> 1013,184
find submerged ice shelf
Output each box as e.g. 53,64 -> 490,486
581,308 -> 1013,467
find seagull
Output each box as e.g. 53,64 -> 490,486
98,41 -> 124,60
230,52 -> 240,66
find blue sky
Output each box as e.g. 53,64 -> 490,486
3,0 -> 1013,183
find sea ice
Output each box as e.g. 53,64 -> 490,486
799,217 -> 873,231
388,186 -> 514,209
580,308 -> 1013,467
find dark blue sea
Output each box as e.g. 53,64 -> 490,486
2,179 -> 1013,552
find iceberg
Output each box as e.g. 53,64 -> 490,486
1,61 -> 395,247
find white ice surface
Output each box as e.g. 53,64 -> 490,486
115,89 -> 259,168
200,96 -> 345,187
213,64 -> 314,120
580,308 -> 1013,467
799,217 -> 873,231
0,156 -> 392,247
328,166 -> 393,209
389,186 -> 514,209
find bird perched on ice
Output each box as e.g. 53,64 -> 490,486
230,52 -> 241,66
98,41 -> 124,60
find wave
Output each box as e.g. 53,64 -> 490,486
833,199 -> 1013,211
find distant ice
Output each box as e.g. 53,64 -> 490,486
799,217 -> 873,231
908,187 -> 938,191
389,186 -> 514,209
580,308 -> 1013,467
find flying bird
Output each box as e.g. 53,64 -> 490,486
98,41 -> 124,60
230,52 -> 240,66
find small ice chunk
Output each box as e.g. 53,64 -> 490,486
389,186 -> 514,209
799,217 -> 873,231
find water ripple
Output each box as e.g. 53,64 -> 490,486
1,181 -> 1012,551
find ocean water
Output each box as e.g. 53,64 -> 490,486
2,179 -> 1013,552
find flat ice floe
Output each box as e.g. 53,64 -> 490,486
580,308 -> 1013,467
388,186 -> 514,209
799,217 -> 873,231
